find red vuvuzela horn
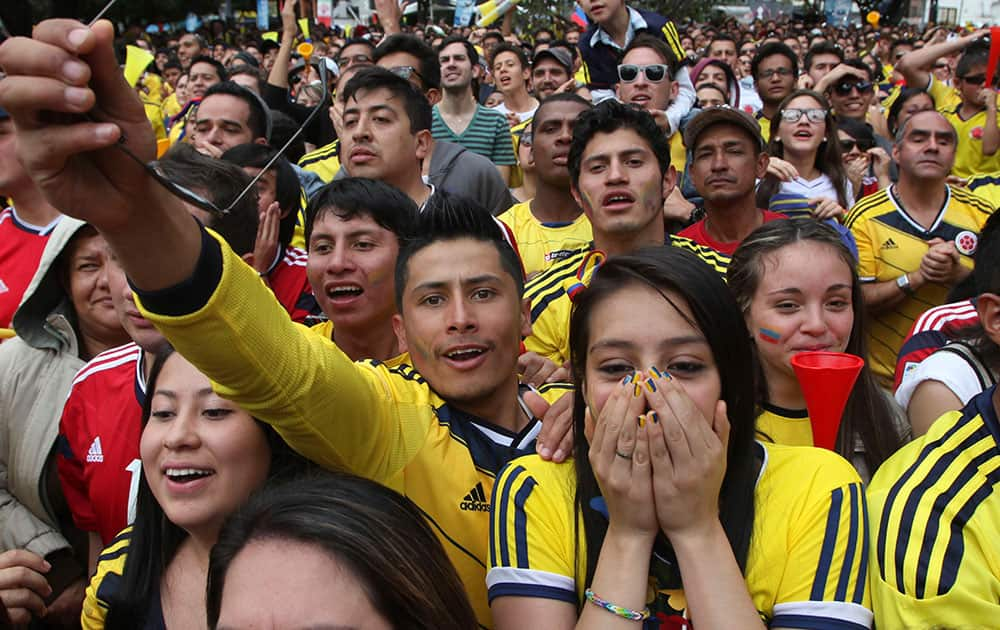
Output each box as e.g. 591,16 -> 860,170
791,351 -> 864,451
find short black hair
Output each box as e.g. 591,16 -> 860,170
709,34 -> 737,50
490,42 -> 529,71
956,40 -> 990,79
481,31 -> 504,45
341,37 -> 377,54
437,34 -> 478,66
341,66 -> 433,134
373,33 -> 441,90
840,58 -> 873,82
202,81 -> 270,141
568,100 -> 671,187
163,57 -> 183,73
804,41 -> 844,71
188,54 -> 228,81
221,143 -> 302,249
751,42 -> 798,80
158,144 -> 259,256
974,210 -> 1000,296
890,37 -> 916,57
228,64 -> 263,92
304,178 -> 419,251
395,191 -> 524,310
534,92 -> 591,127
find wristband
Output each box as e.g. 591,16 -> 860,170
584,589 -> 651,621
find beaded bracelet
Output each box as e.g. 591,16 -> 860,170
584,589 -> 651,621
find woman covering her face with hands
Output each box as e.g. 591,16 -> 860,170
488,247 -> 873,629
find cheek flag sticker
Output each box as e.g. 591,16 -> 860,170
758,328 -> 781,344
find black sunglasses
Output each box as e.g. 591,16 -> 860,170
617,63 -> 670,83
959,74 -> 986,85
833,80 -> 874,95
388,65 -> 427,86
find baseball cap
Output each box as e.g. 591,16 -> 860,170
533,47 -> 573,74
683,106 -> 764,151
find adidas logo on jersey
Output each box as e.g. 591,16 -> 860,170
881,238 -> 898,250
459,482 -> 490,512
86,437 -> 104,463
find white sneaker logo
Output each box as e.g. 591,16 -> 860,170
87,436 -> 104,463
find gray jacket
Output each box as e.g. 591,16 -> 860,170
0,218 -> 88,555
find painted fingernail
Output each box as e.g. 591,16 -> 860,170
645,378 -> 657,393
622,373 -> 634,385
638,414 -> 646,427
65,86 -> 90,107
648,410 -> 659,424
68,28 -> 89,49
63,60 -> 88,83
634,382 -> 642,397
649,366 -> 663,378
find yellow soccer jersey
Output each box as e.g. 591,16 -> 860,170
868,389 -> 1000,628
160,92 -> 181,122
135,229 -> 572,628
941,102 -> 1000,180
845,186 -> 991,385
309,319 -> 410,368
669,129 -> 687,177
756,403 -> 812,446
497,201 -> 593,278
926,75 -> 962,114
968,172 -> 1000,210
142,98 -> 166,141
523,238 -> 731,365
756,112 -> 772,145
82,529 -> 135,630
298,139 -> 340,183
490,442 -> 872,627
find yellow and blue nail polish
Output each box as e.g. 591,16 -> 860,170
645,378 -> 657,393
647,410 -> 659,424
638,414 -> 646,427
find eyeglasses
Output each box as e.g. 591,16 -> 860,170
388,65 -> 427,86
832,80 -> 873,95
839,139 -> 859,152
617,64 -> 670,83
780,108 -> 827,123
336,53 -> 372,68
758,67 -> 795,79
959,74 -> 986,85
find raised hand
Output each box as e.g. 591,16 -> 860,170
0,20 -> 157,232
589,374 -> 658,540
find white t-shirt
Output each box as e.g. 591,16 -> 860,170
777,173 -> 855,209
894,349 -> 984,411
490,102 -> 537,124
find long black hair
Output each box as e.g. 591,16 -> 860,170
728,219 -> 905,474
568,247 -> 759,591
104,347 -> 311,630
206,473 -> 478,630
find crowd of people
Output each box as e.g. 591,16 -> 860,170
0,0 -> 998,627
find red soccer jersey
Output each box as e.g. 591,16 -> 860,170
266,245 -> 320,324
678,210 -> 786,256
893,299 -> 981,390
0,207 -> 60,328
56,343 -> 146,545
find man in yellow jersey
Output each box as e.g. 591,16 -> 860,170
0,21 -> 570,627
497,94 -> 592,279
894,29 -> 998,181
968,172 -> 1000,210
302,178 -> 419,364
868,210 -> 1000,626
523,100 -> 729,367
845,110 -> 992,387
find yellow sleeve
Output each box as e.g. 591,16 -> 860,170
523,303 -> 569,366
768,450 -> 872,627
487,456 -> 578,605
81,530 -> 131,630
849,215 -> 878,282
135,230 -> 427,482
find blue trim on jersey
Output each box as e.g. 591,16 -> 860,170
769,613 -> 870,630
836,484 -> 861,601
513,476 -> 537,568
55,434 -> 75,460
895,426 -> 985,593
496,465 -> 527,568
435,404 -> 538,475
896,330 -> 949,365
812,486 -> 843,600
875,408 -> 970,582
853,491 -> 870,605
488,582 -> 577,604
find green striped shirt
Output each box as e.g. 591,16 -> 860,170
431,105 -> 516,166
